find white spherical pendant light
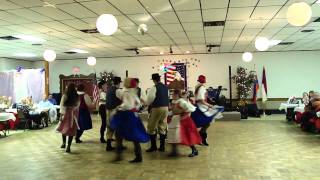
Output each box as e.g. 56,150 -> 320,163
87,56 -> 96,66
287,2 -> 312,27
255,37 -> 269,51
43,50 -> 56,62
96,14 -> 118,36
242,52 -> 253,62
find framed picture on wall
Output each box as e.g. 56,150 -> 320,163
59,74 -> 96,98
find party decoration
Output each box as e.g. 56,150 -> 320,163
242,52 -> 253,62
72,66 -> 80,75
16,66 -> 23,72
96,14 -> 118,36
255,37 -> 269,51
87,56 -> 97,66
287,2 -> 312,27
43,50 -> 56,62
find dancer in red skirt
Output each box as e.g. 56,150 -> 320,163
167,90 -> 201,157
56,83 -> 80,153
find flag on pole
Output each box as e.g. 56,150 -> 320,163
252,74 -> 259,103
261,67 -> 268,102
92,73 -> 99,103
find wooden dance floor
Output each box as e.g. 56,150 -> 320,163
1,115 -> 320,180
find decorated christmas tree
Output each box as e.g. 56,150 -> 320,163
232,66 -> 255,105
99,71 -> 114,86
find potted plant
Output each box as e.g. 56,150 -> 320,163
232,66 -> 255,119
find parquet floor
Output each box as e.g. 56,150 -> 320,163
1,115 -> 320,180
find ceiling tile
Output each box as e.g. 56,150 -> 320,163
246,19 -> 269,28
108,0 -> 146,14
162,23 -> 183,32
227,7 -> 255,21
201,0 -> 229,9
171,0 -> 200,11
140,0 -> 173,13
61,19 -> 90,30
182,23 -> 203,31
127,14 -> 158,25
203,8 -> 227,21
225,20 -> 247,29
57,3 -> 97,18
251,6 -> 282,19
151,11 -> 179,24
258,0 -> 288,6
31,6 -> 75,20
186,31 -> 204,38
176,10 -> 201,23
9,0 -> 43,7
0,11 -> 33,24
230,0 -> 259,7
81,0 -> 121,16
0,0 -> 22,10
8,9 -> 53,22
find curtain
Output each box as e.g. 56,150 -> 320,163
0,71 -> 14,100
0,69 -> 45,103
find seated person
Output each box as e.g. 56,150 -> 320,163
19,99 -> 47,129
35,95 -> 58,126
0,96 -> 12,109
48,94 -> 57,105
300,92 -> 320,132
302,92 -> 309,106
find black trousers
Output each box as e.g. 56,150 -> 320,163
115,132 -> 141,157
200,123 -> 210,134
99,104 -> 107,138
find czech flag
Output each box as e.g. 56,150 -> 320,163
261,67 -> 268,103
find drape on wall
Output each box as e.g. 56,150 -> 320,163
0,71 -> 14,99
0,69 -> 45,103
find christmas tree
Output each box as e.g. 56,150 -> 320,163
99,71 -> 114,86
232,66 -> 255,106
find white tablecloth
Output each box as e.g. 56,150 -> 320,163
0,113 -> 16,122
5,108 -> 17,114
294,106 -> 305,113
279,103 -> 305,112
0,104 -> 9,109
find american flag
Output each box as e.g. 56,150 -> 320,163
165,63 -> 187,88
92,73 -> 99,103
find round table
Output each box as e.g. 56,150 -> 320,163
0,112 -> 16,136
0,113 -> 16,122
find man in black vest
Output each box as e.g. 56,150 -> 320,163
105,76 -> 122,151
146,73 -> 169,152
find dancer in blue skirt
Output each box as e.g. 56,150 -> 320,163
111,78 -> 149,163
191,75 -> 224,146
75,84 -> 96,143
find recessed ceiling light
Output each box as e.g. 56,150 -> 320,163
14,35 -> 45,42
269,40 -> 282,46
186,51 -> 190,54
301,29 -> 315,33
160,51 -> 164,55
15,53 -> 37,57
69,49 -> 89,54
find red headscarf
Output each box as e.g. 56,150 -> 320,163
197,75 -> 206,83
130,78 -> 138,88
